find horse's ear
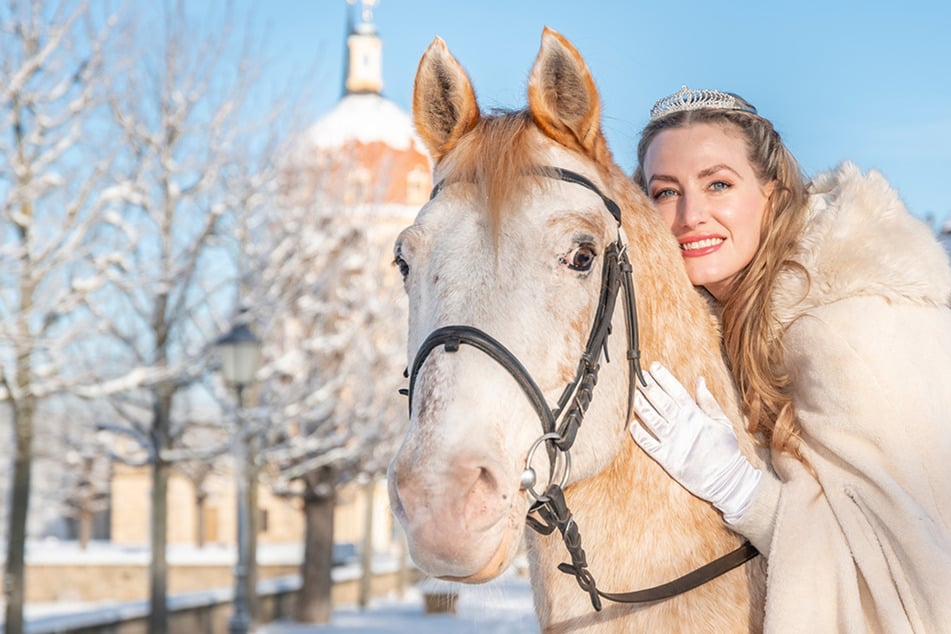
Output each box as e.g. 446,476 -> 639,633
528,27 -> 603,157
413,37 -> 480,163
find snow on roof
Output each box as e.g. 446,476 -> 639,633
306,93 -> 426,155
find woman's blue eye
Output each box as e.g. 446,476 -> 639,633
653,189 -> 676,200
710,181 -> 731,191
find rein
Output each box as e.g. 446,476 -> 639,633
405,166 -> 758,611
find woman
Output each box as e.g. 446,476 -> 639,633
629,86 -> 951,632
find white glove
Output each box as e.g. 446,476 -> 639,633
630,362 -> 761,524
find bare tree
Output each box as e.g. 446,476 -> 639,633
0,2 -> 120,631
60,427 -> 113,549
81,4 -> 291,632
175,421 -> 227,548
248,194 -> 364,624
0,3 -> 309,632
243,153 -> 409,622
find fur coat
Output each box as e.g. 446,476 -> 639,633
730,162 -> 951,633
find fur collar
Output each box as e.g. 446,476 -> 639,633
772,162 -> 951,328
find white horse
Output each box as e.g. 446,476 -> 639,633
388,28 -> 765,632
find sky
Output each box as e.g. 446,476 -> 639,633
235,0 -> 951,226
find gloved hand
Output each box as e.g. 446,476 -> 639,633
630,362 -> 761,524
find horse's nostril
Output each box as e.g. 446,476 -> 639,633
461,465 -> 506,531
477,466 -> 498,491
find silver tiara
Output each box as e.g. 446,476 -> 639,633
649,85 -> 758,121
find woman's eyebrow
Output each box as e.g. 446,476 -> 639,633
697,163 -> 742,179
647,173 -> 679,186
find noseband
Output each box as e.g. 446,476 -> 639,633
404,167 -> 757,611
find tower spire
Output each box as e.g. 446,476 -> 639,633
344,0 -> 383,96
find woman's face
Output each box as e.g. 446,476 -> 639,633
642,122 -> 773,301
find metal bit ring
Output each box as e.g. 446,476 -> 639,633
520,432 -> 571,502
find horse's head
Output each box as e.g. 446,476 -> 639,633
388,28 -> 660,582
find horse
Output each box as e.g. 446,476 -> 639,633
387,28 -> 766,632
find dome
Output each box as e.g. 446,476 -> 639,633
296,93 -> 431,208
287,6 -> 432,209
305,93 -> 426,156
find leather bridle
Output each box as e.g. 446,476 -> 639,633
404,166 -> 758,611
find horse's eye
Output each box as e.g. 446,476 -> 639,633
394,255 -> 410,279
568,245 -> 596,271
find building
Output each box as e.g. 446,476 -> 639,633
292,1 -> 430,234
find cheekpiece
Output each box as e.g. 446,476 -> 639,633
649,85 -> 757,121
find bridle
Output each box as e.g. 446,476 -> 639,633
404,166 -> 758,611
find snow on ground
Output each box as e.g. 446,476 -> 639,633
259,569 -> 540,634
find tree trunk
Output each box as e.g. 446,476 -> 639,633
78,507 -> 92,550
295,466 -> 335,623
195,491 -> 206,548
247,463 -> 259,621
148,391 -> 172,634
3,396 -> 34,634
149,458 -> 169,634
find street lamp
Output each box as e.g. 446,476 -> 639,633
216,321 -> 262,634
217,322 -> 263,396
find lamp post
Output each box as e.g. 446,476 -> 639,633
216,322 -> 262,634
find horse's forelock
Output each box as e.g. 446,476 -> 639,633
438,108 -> 640,249
439,110 -> 548,241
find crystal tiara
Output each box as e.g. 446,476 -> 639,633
649,85 -> 758,121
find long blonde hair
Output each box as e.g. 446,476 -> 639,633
633,104 -> 809,458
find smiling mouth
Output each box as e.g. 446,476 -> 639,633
680,237 -> 725,251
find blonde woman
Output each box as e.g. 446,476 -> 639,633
630,86 -> 951,632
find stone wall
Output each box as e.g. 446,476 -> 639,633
24,564 -> 420,634
26,560 -> 301,603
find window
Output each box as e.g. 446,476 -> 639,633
259,509 -> 269,534
345,166 -> 371,204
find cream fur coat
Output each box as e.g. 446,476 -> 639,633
731,162 -> 951,633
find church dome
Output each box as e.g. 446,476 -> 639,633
306,93 -> 424,155
294,4 -> 431,209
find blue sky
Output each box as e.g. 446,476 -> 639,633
238,0 -> 951,225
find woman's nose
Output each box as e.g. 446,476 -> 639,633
677,193 -> 707,229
